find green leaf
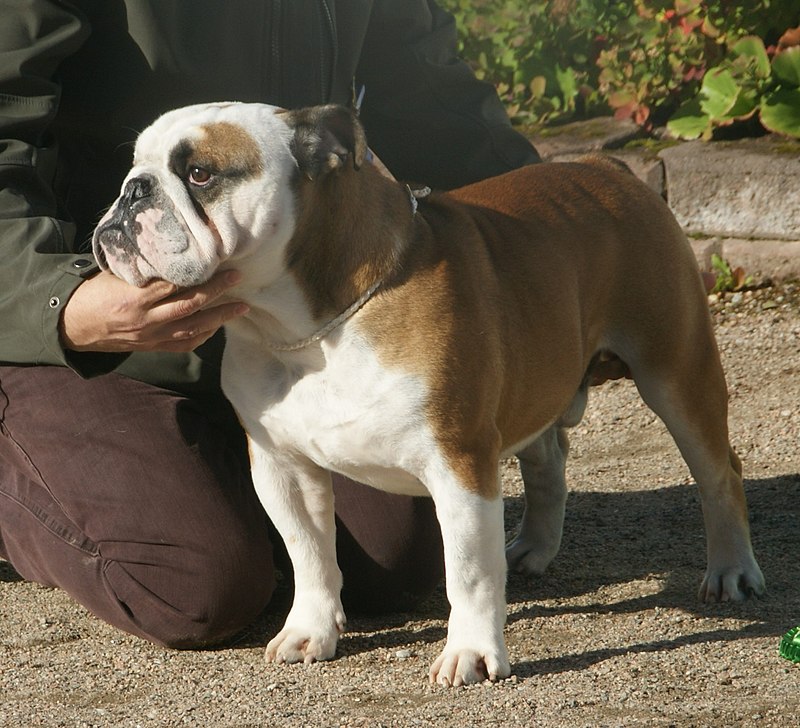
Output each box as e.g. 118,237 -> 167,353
500,47 -> 517,69
667,97 -> 711,140
772,47 -> 800,87
730,35 -> 771,79
555,65 -> 578,102
714,87 -> 759,125
529,75 -> 547,99
608,89 -> 636,108
711,253 -> 732,278
675,0 -> 702,15
760,87 -> 800,138
700,68 -> 740,120
701,16 -> 721,39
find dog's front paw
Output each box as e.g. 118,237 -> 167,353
699,560 -> 766,602
265,612 -> 346,665
428,646 -> 511,687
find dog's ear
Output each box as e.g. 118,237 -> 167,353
282,105 -> 368,180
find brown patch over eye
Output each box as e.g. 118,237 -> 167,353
192,122 -> 263,179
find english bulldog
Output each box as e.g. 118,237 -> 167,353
93,102 -> 765,686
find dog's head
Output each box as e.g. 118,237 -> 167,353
92,103 -> 366,287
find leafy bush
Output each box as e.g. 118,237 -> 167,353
595,0 -> 798,130
709,253 -> 753,293
440,0 -> 635,124
667,32 -> 800,138
441,0 -> 800,138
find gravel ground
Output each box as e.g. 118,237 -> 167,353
1,282 -> 798,728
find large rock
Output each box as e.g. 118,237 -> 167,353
528,117 -> 645,160
659,138 -> 800,241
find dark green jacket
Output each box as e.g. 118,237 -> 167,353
0,0 -> 539,394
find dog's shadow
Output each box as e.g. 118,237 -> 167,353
513,472 -> 797,608
237,473 -> 798,672
501,472 -> 798,676
4,474 -> 796,676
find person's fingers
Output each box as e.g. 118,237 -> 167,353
150,270 -> 244,324
60,269 -> 248,352
136,277 -> 180,305
159,301 -> 250,345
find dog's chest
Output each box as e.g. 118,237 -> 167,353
222,331 -> 435,496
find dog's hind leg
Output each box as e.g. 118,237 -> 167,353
623,322 -> 765,602
505,373 -> 593,576
506,424 -> 570,576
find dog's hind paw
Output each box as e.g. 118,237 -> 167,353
505,536 -> 558,576
428,647 -> 511,688
699,561 -> 766,602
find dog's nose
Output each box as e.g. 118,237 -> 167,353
122,175 -> 155,203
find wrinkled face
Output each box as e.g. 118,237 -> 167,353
93,102 -> 298,287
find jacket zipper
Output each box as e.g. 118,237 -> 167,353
269,0 -> 338,105
269,0 -> 283,102
318,0 -> 337,102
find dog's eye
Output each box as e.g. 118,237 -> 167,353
188,166 -> 213,186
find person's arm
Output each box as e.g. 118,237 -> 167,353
355,0 -> 540,190
60,269 -> 249,354
0,0 -> 97,367
0,0 -> 246,373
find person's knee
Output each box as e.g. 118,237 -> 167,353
101,539 -> 276,649
161,567 -> 276,650
337,498 -> 444,615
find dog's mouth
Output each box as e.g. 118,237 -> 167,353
91,212 -> 158,287
92,212 -> 132,273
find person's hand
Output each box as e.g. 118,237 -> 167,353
60,269 -> 249,353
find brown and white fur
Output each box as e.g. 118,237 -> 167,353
93,102 -> 765,687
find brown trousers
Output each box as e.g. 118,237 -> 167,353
0,365 -> 443,648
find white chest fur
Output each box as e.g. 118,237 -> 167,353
221,322 -> 433,497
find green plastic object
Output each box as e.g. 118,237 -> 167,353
779,626 -> 800,663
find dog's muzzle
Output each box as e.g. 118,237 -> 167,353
93,174 -> 158,265
92,171 -> 211,288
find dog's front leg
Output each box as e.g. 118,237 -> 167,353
248,439 -> 345,665
427,467 -> 511,687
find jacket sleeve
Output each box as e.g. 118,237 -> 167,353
355,0 -> 540,190
0,0 -> 114,370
